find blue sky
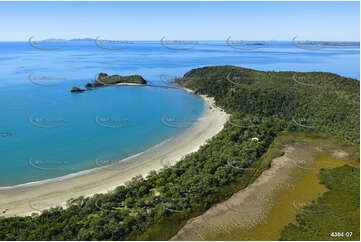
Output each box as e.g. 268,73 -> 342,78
0,1 -> 359,41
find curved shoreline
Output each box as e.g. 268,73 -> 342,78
0,137 -> 173,191
0,91 -> 229,217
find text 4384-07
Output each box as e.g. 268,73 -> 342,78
330,232 -> 353,237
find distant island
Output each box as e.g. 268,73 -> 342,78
71,73 -> 147,93
297,41 -> 360,47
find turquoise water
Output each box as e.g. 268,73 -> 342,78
0,40 -> 359,186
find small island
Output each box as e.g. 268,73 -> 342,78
70,73 -> 181,93
87,73 -> 147,87
71,73 -> 147,93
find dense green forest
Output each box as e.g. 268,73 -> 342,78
0,65 -> 359,240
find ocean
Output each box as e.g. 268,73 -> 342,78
0,40 -> 359,187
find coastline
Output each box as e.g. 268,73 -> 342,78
0,90 -> 229,217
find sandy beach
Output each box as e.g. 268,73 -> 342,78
0,90 -> 229,217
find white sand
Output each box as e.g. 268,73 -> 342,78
0,91 -> 229,217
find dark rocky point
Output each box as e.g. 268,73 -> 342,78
70,87 -> 85,93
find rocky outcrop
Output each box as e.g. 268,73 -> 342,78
70,87 -> 85,93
